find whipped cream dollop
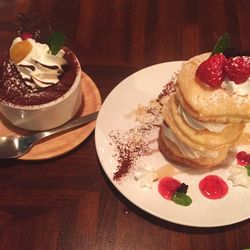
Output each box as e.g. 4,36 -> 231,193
134,167 -> 158,188
163,123 -> 219,159
228,166 -> 250,188
221,77 -> 250,96
178,106 -> 226,133
11,37 -> 67,89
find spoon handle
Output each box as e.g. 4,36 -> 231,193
34,111 -> 99,141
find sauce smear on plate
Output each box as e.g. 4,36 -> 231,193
158,177 -> 181,200
199,175 -> 228,199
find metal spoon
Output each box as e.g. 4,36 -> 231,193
0,111 -> 98,159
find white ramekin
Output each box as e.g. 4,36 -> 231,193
0,52 -> 82,131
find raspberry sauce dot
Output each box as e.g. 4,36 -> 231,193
158,177 -> 181,200
199,175 -> 228,200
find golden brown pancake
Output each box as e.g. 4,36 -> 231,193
158,52 -> 248,169
165,95 -> 245,150
158,126 -> 229,169
159,94 -> 244,168
177,53 -> 250,123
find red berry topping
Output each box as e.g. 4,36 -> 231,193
21,32 -> 33,40
236,151 -> 247,161
224,56 -> 250,84
236,151 -> 250,166
195,54 -> 226,88
245,154 -> 250,163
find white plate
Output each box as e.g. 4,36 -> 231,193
95,62 -> 250,227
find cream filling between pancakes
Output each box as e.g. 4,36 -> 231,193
162,123 -> 219,159
178,105 -> 227,133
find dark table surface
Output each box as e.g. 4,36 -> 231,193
0,0 -> 250,249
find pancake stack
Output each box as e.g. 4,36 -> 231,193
159,53 -> 247,168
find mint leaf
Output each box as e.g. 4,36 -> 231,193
47,32 -> 66,55
172,192 -> 192,206
211,33 -> 231,56
245,165 -> 250,176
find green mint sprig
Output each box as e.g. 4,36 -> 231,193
245,165 -> 250,176
47,32 -> 66,55
171,183 -> 192,206
211,33 -> 231,56
172,192 -> 192,206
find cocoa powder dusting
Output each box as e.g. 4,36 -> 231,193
110,124 -> 152,182
0,48 -> 78,106
158,77 -> 176,100
110,76 -> 177,182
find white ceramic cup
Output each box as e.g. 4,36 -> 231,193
0,52 -> 82,131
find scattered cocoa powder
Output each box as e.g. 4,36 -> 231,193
110,124 -> 153,182
110,76 -> 177,182
0,48 -> 78,106
158,77 -> 176,100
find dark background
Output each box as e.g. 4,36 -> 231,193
0,0 -> 250,249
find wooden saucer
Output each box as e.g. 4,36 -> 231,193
0,71 -> 102,160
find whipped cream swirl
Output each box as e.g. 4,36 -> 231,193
221,77 -> 250,96
163,123 -> 219,159
11,37 -> 67,89
178,105 -> 226,133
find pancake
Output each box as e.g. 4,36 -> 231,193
159,94 -> 244,168
177,53 -> 250,123
158,52 -> 249,169
166,95 -> 245,150
233,122 -> 250,145
158,126 -> 229,169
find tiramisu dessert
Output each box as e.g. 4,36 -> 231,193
159,35 -> 250,168
0,36 -> 79,106
0,21 -> 82,130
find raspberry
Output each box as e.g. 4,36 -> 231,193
236,151 -> 247,161
21,32 -> 33,40
235,151 -> 250,166
244,154 -> 250,164
195,54 -> 226,88
224,56 -> 250,84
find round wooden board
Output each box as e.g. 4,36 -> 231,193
0,71 -> 102,160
